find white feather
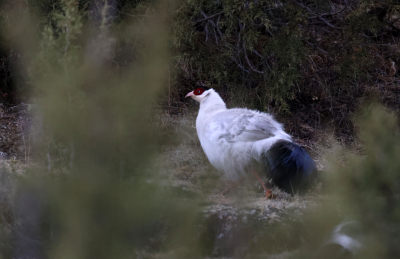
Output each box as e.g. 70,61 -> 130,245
193,89 -> 291,180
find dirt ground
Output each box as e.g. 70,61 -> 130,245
1,104 -> 329,257
155,109 -> 329,257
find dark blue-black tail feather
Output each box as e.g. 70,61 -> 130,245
263,140 -> 316,194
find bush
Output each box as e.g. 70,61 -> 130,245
172,0 -> 400,139
1,1 -> 202,258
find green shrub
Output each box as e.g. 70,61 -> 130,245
172,0 -> 399,137
173,0 -> 308,112
2,1 -> 203,258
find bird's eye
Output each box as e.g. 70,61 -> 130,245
194,88 -> 204,95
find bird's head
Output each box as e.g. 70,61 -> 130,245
185,87 -> 212,103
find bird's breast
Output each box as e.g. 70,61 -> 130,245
197,131 -> 255,180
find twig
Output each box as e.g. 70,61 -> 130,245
243,41 -> 265,74
252,49 -> 264,59
232,22 -> 249,73
293,0 -> 341,29
230,55 -> 250,73
306,40 -> 328,55
204,23 -> 209,42
308,5 -> 347,19
195,11 -> 223,24
252,49 -> 273,72
208,19 -> 220,44
317,16 -> 339,29
216,15 -> 223,39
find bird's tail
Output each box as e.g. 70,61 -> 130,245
262,140 -> 316,194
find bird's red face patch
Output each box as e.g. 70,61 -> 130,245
193,88 -> 205,96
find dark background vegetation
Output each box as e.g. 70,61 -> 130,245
2,0 -> 399,141
173,0 -> 400,143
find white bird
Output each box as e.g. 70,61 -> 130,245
185,87 -> 316,197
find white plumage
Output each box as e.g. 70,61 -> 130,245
186,88 -> 316,194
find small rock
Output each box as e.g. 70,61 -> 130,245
0,151 -> 7,159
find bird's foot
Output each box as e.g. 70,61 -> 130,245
265,189 -> 274,199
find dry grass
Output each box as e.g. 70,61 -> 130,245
0,105 -> 331,258
156,110 -> 218,194
155,109 -> 324,222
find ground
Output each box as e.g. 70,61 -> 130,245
0,104 -> 329,257
156,110 -> 327,257
0,103 -> 31,161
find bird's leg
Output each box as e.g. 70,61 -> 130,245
251,170 -> 272,199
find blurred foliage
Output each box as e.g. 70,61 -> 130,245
326,104 -> 400,258
0,0 -> 205,258
256,103 -> 400,259
289,103 -> 400,259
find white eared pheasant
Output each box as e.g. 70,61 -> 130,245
185,87 -> 316,197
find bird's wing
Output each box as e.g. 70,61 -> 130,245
207,109 -> 279,143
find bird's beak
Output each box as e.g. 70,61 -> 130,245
185,91 -> 194,98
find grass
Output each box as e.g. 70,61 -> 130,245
0,102 -> 334,258
3,103 -> 396,258
156,108 -> 322,214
